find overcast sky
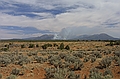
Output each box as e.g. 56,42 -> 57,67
0,0 -> 120,39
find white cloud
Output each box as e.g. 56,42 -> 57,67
0,0 -> 120,38
0,29 -> 24,39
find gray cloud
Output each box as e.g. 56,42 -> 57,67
0,0 -> 120,38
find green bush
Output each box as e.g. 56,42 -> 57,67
11,68 -> 20,76
0,73 -> 2,79
89,68 -> 112,79
1,47 -> 9,51
68,71 -> 80,79
104,50 -> 111,55
0,56 -> 11,67
28,44 -> 35,48
45,67 -> 80,79
53,43 -> 58,47
59,53 -> 67,59
103,68 -> 113,77
6,75 -> 16,79
91,57 -> 96,63
59,43 -> 64,50
21,44 -> 25,48
114,41 -> 120,45
36,44 -> 39,47
83,56 -> 90,62
65,45 -> 70,50
73,52 -> 84,58
16,56 -> 30,66
42,45 -> 47,49
34,56 -> 47,63
114,51 -> 120,57
94,52 -> 102,58
117,58 -> 120,66
41,43 -> 52,49
99,57 -> 112,68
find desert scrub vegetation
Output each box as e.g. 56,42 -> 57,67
89,68 -> 112,79
41,43 -> 52,49
34,56 -> 47,64
72,51 -> 84,58
45,67 -> 80,79
0,53 -> 31,67
0,54 -> 12,67
11,68 -> 20,76
0,73 -> 2,79
0,40 -> 120,79
99,56 -> 112,69
90,57 -> 96,63
6,75 -> 16,79
28,44 -> 35,48
106,40 -> 120,46
21,44 -> 25,48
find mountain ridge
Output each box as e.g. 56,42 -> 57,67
23,33 -> 119,40
24,34 -> 54,40
73,33 -> 119,40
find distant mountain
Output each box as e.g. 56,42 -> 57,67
25,34 -> 54,40
74,33 -> 119,40
23,33 -> 119,40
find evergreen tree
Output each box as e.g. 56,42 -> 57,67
59,43 -> 64,50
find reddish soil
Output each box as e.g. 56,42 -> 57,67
0,41 -> 120,79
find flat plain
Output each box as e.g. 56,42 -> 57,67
0,40 -> 120,79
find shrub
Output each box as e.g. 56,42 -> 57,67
35,56 -> 45,63
83,56 -> 90,62
36,44 -> 39,47
72,60 -> 83,70
65,45 -> 70,50
94,52 -> 102,58
45,67 -> 80,79
105,41 -> 114,46
21,44 -> 25,48
0,56 -> 11,67
89,68 -> 112,79
114,41 -> 120,45
117,58 -> 120,66
103,68 -> 113,77
59,43 -> 64,50
99,57 -> 112,68
6,75 -> 16,79
48,55 -> 61,67
0,73 -> 2,79
109,41 -> 114,46
114,51 -> 120,57
68,71 -> 80,79
4,44 -> 9,47
41,43 -> 52,49
27,52 -> 32,56
89,71 -> 103,79
59,53 -> 67,59
42,45 -> 47,49
104,50 -> 111,55
11,68 -> 20,76
73,52 -> 84,58
91,57 -> 96,63
16,56 -> 30,66
90,68 -> 99,74
1,47 -> 9,51
28,44 -> 34,48
53,43 -> 58,47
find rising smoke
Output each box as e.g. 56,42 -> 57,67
53,26 -> 109,40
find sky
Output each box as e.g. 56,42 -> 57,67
0,0 -> 120,39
